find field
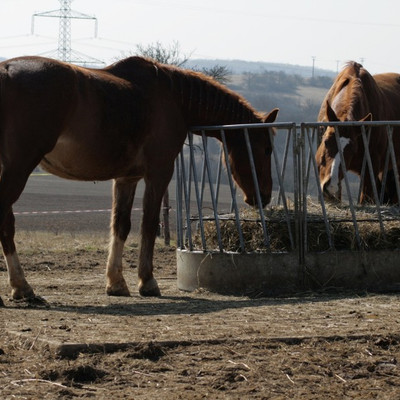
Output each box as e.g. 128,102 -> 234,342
2,230 -> 400,399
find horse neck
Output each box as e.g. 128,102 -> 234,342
168,68 -> 262,129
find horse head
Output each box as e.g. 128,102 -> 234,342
227,108 -> 279,207
316,102 -> 372,201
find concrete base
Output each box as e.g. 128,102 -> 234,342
177,249 -> 400,296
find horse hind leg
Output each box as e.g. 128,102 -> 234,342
106,179 -> 138,296
137,173 -> 175,297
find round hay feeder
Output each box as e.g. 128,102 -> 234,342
175,125 -> 400,296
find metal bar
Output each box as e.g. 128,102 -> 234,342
188,133 -> 207,251
201,131 -> 224,251
220,129 -> 245,252
293,123 -> 301,253
304,124 -> 333,249
243,128 -> 270,249
359,126 -> 385,236
304,126 -> 318,195
277,127 -> 292,205
386,126 -> 400,203
215,147 -> 223,207
297,124 -> 306,286
179,150 -> 193,250
190,122 -> 295,131
333,126 -> 362,248
200,142 -> 207,209
175,157 -> 183,249
271,125 -> 295,250
380,128 -> 391,204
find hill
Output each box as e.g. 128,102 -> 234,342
187,58 -> 336,78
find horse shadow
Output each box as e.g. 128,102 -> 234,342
6,290 -> 388,317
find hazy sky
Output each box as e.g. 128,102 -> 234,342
0,0 -> 398,74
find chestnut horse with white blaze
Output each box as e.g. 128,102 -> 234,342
316,61 -> 400,203
0,55 -> 278,305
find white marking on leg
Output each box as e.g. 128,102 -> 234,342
327,137 -> 350,195
5,252 -> 33,297
106,236 -> 130,295
107,236 -> 125,277
6,252 -> 22,284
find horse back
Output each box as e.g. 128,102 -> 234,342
0,56 -> 154,181
374,73 -> 400,119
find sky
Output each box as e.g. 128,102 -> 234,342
0,0 -> 399,75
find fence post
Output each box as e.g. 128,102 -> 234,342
295,124 -> 306,288
162,189 -> 170,246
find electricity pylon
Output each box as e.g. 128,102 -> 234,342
31,0 -> 104,66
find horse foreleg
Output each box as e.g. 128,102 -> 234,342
1,209 -> 35,300
0,166 -> 40,303
138,175 -> 172,297
106,179 -> 137,296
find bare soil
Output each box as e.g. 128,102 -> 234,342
2,231 -> 400,399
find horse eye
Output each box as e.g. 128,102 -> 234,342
341,78 -> 350,89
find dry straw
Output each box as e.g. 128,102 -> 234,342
192,200 -> 400,253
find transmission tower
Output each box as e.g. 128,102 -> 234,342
31,0 -> 104,66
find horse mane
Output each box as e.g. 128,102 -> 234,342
107,56 -> 264,125
326,61 -> 382,121
162,63 -> 264,124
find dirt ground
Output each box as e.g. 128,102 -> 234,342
2,231 -> 400,399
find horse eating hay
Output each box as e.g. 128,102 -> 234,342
0,55 -> 278,305
316,61 -> 400,204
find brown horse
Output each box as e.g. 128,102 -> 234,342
0,55 -> 278,305
315,61 -> 400,203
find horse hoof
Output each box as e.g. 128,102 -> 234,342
139,278 -> 161,297
11,295 -> 50,308
106,280 -> 131,297
11,286 -> 35,301
28,295 -> 50,308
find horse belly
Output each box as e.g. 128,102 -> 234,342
41,134 -> 142,181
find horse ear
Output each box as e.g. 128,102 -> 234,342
360,113 -> 372,122
326,102 -> 339,122
263,108 -> 279,123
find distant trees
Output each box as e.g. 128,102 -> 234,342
233,69 -> 332,122
135,41 -> 190,67
243,70 -> 331,94
195,64 -> 231,85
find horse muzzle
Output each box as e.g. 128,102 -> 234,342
244,193 -> 271,208
322,180 -> 341,202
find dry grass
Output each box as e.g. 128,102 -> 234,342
14,231 -> 110,255
13,230 -> 171,256
192,200 -> 400,253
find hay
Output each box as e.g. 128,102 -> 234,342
191,200 -> 400,253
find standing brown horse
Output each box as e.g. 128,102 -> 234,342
316,61 -> 400,203
0,55 -> 278,305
